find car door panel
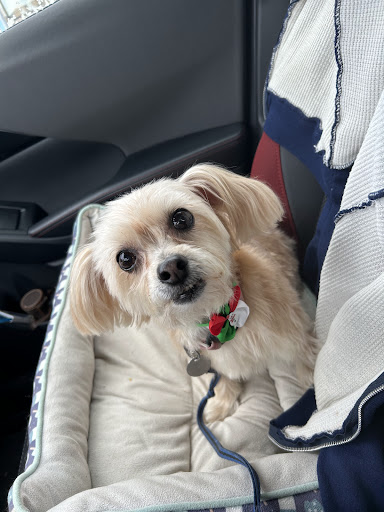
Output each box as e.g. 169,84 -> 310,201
0,0 -> 245,155
0,0 -> 290,506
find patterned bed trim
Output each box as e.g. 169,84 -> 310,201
8,204 -> 100,512
100,489 -> 323,512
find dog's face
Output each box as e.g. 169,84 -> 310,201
70,164 -> 284,335
90,179 -> 234,327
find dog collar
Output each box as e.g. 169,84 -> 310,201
198,284 -> 249,344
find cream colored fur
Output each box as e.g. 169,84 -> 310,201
70,164 -> 318,422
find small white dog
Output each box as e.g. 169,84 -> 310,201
70,164 -> 317,421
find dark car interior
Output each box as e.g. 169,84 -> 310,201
0,1 -> 323,508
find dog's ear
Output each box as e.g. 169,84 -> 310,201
69,245 -> 120,336
179,164 -> 284,242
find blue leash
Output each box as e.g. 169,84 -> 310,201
197,370 -> 262,512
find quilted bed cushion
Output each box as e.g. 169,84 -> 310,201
9,206 -> 319,512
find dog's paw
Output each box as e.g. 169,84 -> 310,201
203,375 -> 242,422
204,397 -> 239,423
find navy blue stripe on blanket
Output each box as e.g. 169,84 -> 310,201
270,374 -> 384,451
264,91 -> 351,294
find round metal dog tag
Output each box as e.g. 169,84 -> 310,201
187,353 -> 211,377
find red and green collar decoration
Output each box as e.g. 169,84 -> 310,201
199,284 -> 250,344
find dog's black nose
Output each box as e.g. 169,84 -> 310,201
157,255 -> 189,285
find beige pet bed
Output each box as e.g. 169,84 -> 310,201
9,205 -> 320,512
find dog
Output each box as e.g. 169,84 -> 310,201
70,164 -> 318,422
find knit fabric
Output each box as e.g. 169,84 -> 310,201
268,0 -> 384,169
314,87 -> 384,410
270,88 -> 384,443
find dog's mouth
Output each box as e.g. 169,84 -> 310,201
172,279 -> 206,304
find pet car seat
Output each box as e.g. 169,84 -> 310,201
9,1 -> 384,512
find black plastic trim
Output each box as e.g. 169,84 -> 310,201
29,124 -> 248,238
0,201 -> 46,233
0,139 -> 126,216
0,235 -> 72,264
0,132 -> 42,163
254,0 -> 289,134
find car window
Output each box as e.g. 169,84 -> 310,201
0,0 -> 59,32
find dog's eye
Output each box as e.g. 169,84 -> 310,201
171,208 -> 194,230
117,250 -> 137,272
